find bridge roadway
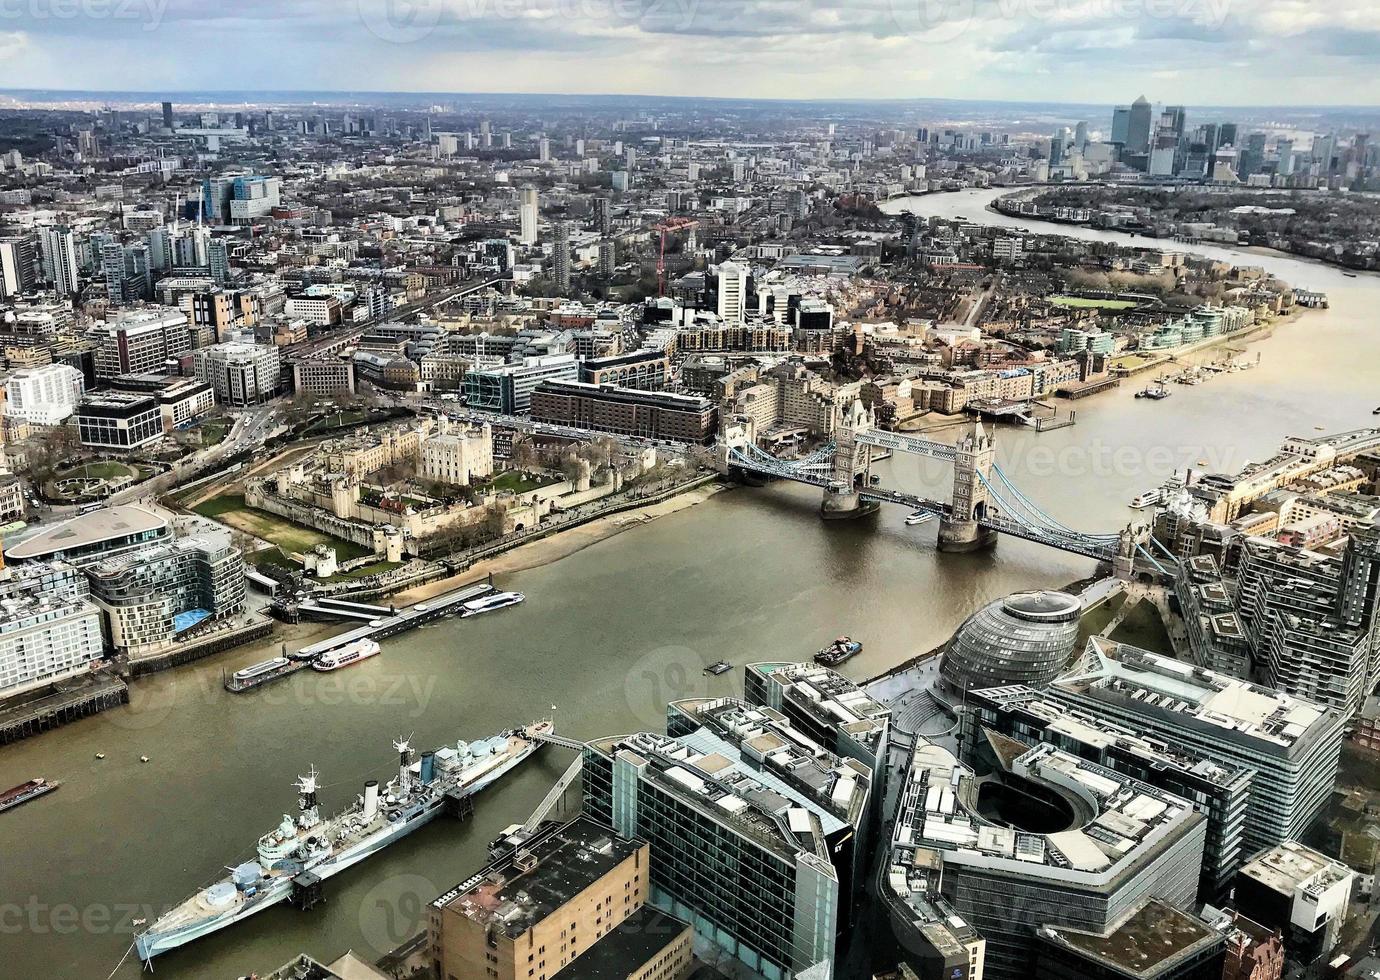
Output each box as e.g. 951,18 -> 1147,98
855,485 -> 1118,561
726,444 -> 1121,562
855,429 -> 957,462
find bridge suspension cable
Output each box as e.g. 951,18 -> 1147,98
976,470 -> 1119,547
987,463 -> 1121,542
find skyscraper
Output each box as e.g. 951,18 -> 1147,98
1240,133 -> 1267,177
1111,106 -> 1131,145
1049,129 -> 1066,166
716,260 -> 747,325
598,238 -> 616,279
0,236 -> 36,298
551,220 -> 571,293
593,195 -> 611,235
518,186 -> 538,246
161,101 -> 174,131
101,242 -> 130,305
207,238 -> 231,285
538,137 -> 550,163
39,225 -> 79,296
1127,95 -> 1153,155
1164,105 -> 1188,139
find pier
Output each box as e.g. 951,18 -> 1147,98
226,578 -> 500,693
0,674 -> 130,746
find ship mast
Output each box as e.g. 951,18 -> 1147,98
296,767 -> 321,829
394,738 -> 413,796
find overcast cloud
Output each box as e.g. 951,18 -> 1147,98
0,0 -> 1376,103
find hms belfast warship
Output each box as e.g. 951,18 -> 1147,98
135,720 -> 553,963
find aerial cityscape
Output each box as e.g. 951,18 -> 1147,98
4,4 -> 1380,980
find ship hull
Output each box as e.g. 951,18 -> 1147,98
137,736 -> 540,962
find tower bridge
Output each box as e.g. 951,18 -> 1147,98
720,407 -> 1150,567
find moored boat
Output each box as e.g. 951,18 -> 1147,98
233,657 -> 291,684
135,721 -> 553,963
311,638 -> 381,672
461,591 -> 525,617
816,636 -> 862,668
0,778 -> 60,814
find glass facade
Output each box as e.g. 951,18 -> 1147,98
940,591 -> 1081,693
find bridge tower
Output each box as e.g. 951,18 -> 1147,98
821,398 -> 880,520
939,421 -> 999,552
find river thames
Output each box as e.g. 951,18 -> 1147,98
4,186 -> 1380,978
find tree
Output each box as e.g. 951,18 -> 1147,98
510,437 -> 540,474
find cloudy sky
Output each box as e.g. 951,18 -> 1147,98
0,0 -> 1377,104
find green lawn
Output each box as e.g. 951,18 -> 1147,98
57,461 -> 134,480
305,409 -> 369,434
197,418 -> 231,445
193,493 -> 371,560
485,471 -> 561,495
1050,295 -> 1139,310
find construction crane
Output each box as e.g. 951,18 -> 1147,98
653,217 -> 699,296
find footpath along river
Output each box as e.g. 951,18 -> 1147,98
4,185 -> 1380,978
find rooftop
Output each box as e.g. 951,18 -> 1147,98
1037,899 -> 1222,978
550,906 -> 688,980
969,685 -> 1245,785
593,719 -> 865,865
1053,638 -> 1331,752
892,736 -> 1199,883
6,504 -> 168,562
1240,841 -> 1354,900
432,818 -> 642,941
746,661 -> 891,751
666,697 -> 872,829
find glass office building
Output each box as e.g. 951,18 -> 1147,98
583,699 -> 871,980
939,591 -> 1081,694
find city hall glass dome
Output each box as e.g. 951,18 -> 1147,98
939,591 -> 1082,694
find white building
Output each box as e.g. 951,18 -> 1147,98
38,225 -> 78,296
284,295 -> 341,326
0,561 -> 105,698
519,186 -> 539,246
419,421 -> 494,486
4,363 -> 86,424
192,342 -> 281,406
717,261 -> 748,325
86,531 -> 245,659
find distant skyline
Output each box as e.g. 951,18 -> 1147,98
1,0 -> 1379,106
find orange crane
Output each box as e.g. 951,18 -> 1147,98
653,217 -> 698,295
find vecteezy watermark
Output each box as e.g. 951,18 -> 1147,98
887,0 -> 1234,40
624,645 -> 712,729
100,669 -> 438,733
358,874 -> 438,956
355,0 -> 701,45
0,0 -> 169,31
0,898 -> 164,936
357,0 -> 441,44
887,436 -> 1243,488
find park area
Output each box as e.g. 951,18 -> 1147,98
192,493 -> 371,569
1050,295 -> 1140,310
482,470 -> 561,495
44,460 -> 157,502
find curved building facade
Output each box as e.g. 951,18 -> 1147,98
940,591 -> 1081,693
